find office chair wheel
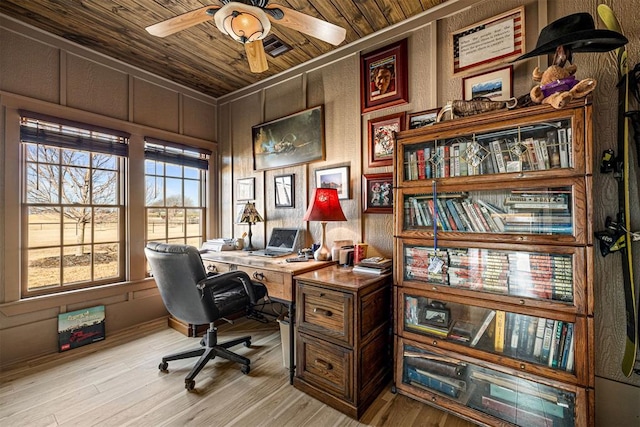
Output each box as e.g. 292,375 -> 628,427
185,379 -> 196,391
159,361 -> 168,372
244,340 -> 251,347
241,364 -> 250,375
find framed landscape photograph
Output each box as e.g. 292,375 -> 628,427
252,105 -> 325,171
462,66 -> 513,101
363,173 -> 393,213
368,112 -> 405,167
360,39 -> 409,113
315,165 -> 350,200
407,108 -> 440,130
451,6 -> 525,76
274,174 -> 294,208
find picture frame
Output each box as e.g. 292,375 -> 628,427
236,177 -> 255,201
407,108 -> 441,130
360,39 -> 409,113
462,66 -> 513,101
252,105 -> 325,171
451,6 -> 525,76
315,165 -> 350,200
363,173 -> 393,214
274,174 -> 295,208
368,112 -> 405,167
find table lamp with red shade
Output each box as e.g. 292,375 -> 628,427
303,188 -> 347,261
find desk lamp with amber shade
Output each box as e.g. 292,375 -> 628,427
239,201 -> 263,251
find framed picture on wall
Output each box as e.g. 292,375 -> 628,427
363,173 -> 393,213
462,66 -> 513,101
274,174 -> 295,208
252,105 -> 325,171
368,112 -> 405,167
236,177 -> 255,201
315,165 -> 350,200
360,39 -> 409,113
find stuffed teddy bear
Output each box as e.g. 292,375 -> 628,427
529,64 -> 596,109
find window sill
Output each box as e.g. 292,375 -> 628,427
0,278 -> 158,317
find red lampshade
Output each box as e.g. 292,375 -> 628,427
303,188 -> 347,222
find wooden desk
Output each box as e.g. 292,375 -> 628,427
200,250 -> 334,383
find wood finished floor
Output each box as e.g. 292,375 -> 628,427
0,316 -> 476,426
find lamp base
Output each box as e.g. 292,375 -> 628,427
314,221 -> 331,261
313,244 -> 331,261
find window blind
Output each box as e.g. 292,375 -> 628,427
144,136 -> 211,170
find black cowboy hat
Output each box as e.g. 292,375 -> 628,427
514,12 -> 627,61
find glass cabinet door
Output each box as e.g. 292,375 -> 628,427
399,290 -> 578,374
397,177 -> 588,244
400,114 -> 582,182
397,338 -> 578,427
400,242 -> 584,307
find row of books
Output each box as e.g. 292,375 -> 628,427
404,192 -> 573,235
404,246 -> 574,303
403,349 -> 468,399
492,312 -> 575,372
404,126 -> 573,180
469,370 -> 573,426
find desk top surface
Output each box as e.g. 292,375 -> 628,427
294,265 -> 392,291
200,250 -> 334,274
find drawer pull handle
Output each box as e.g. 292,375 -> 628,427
253,272 -> 265,281
314,359 -> 333,370
313,308 -> 332,317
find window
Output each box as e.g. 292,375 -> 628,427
20,112 -> 129,297
144,137 -> 210,249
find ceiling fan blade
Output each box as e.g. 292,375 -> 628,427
245,40 -> 269,73
145,6 -> 219,37
265,4 -> 346,46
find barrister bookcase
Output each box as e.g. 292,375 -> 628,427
393,100 -> 594,426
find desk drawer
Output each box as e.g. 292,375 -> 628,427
203,260 -> 231,274
298,282 -> 352,345
236,266 -> 287,301
297,332 -> 352,401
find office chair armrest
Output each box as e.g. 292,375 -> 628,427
197,270 -> 266,305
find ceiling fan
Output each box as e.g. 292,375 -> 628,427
145,0 -> 347,73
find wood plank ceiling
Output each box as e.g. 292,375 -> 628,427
0,0 -> 445,98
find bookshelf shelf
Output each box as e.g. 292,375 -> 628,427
393,101 -> 594,426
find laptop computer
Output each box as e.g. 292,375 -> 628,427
251,228 -> 303,257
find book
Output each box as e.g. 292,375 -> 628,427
406,367 -> 461,398
540,319 -> 555,363
405,354 -> 465,377
494,310 -> 506,352
481,395 -> 554,427
58,305 -> 106,352
358,257 -> 393,269
489,383 -> 566,419
558,128 -> 570,168
353,265 -> 391,275
533,316 -> 547,359
470,310 -> 496,347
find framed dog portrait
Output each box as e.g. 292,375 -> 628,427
368,112 -> 405,167
360,39 -> 409,113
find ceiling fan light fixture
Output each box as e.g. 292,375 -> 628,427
214,3 -> 271,43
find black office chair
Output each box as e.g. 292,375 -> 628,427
144,242 -> 267,391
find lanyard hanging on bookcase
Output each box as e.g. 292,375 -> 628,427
429,179 -> 444,274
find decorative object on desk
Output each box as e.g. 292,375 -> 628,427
239,202 -> 263,251
315,165 -> 350,199
462,66 -> 513,101
368,113 -> 405,167
407,108 -> 440,130
363,173 -> 393,213
354,243 -> 368,264
274,174 -> 295,208
361,38 -> 409,113
331,239 -> 353,263
451,7 -> 524,76
236,177 -> 255,201
252,105 -> 325,171
303,188 -> 347,261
